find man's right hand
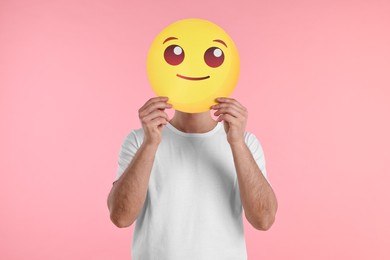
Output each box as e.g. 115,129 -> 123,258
138,96 -> 172,146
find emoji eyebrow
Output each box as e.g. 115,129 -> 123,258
163,37 -> 178,44
213,39 -> 227,48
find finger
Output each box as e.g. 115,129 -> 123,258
213,99 -> 247,114
214,106 -> 242,118
142,110 -> 169,123
215,97 -> 246,111
212,102 -> 246,116
139,101 -> 172,118
139,96 -> 169,112
139,97 -> 170,113
150,117 -> 168,127
217,114 -> 237,124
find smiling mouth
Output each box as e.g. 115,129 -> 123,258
176,74 -> 210,81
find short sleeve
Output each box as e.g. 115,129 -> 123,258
244,132 -> 269,182
115,130 -> 140,182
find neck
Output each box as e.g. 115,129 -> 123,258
169,110 -> 217,133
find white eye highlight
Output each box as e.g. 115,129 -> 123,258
213,48 -> 222,57
173,46 -> 182,55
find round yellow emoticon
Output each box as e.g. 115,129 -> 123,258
147,18 -> 240,113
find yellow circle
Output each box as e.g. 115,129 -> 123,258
147,18 -> 240,113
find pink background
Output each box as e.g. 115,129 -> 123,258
1,0 -> 389,259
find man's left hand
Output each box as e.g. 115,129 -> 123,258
211,97 -> 248,145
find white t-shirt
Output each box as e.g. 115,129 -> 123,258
115,121 -> 269,260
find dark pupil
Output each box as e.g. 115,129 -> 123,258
204,47 -> 224,68
164,45 -> 184,66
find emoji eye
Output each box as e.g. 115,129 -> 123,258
204,47 -> 224,68
164,45 -> 184,66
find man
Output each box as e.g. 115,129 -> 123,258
107,96 -> 278,259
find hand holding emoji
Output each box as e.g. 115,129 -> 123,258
138,97 -> 172,146
212,97 -> 248,145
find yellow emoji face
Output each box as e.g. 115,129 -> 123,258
147,18 -> 240,113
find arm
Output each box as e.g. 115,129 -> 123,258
212,97 -> 278,231
107,142 -> 159,228
230,140 -> 277,230
107,97 -> 172,228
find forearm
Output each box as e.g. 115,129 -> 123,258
108,142 -> 158,228
230,141 -> 278,230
